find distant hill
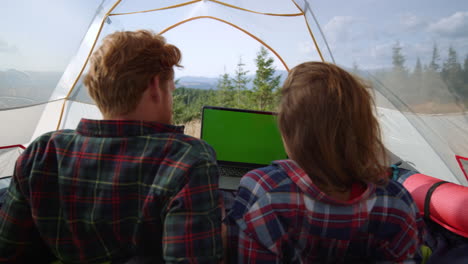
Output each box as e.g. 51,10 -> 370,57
0,69 -> 289,108
177,70 -> 288,90
0,69 -> 62,108
177,76 -> 218,90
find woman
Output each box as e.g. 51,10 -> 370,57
227,62 -> 425,263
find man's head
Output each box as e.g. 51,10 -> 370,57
278,62 -> 387,191
84,30 -> 182,122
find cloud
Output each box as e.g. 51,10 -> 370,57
428,11 -> 468,38
399,13 -> 427,32
370,42 -> 393,60
298,40 -> 314,54
323,16 -> 363,45
296,40 -> 323,62
0,39 -> 18,53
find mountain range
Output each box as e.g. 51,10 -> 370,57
0,69 -> 289,108
177,70 -> 289,90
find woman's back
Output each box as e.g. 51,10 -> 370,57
228,160 -> 424,263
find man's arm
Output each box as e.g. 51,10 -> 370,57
163,156 -> 223,263
0,166 -> 53,263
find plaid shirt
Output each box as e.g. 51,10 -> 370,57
0,119 -> 222,263
227,160 -> 425,264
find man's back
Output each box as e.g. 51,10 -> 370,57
0,119 -> 222,263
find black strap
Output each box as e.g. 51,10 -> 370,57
424,181 -> 449,219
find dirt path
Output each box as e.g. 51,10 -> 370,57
183,119 -> 201,138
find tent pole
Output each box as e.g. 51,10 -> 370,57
291,0 -> 325,62
159,16 -> 290,72
56,0 -> 122,130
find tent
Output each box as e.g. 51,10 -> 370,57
1,0 -> 467,187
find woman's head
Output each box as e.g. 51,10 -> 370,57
278,62 -> 387,191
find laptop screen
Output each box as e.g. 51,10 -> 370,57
201,106 -> 288,165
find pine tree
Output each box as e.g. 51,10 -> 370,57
392,41 -> 406,73
352,61 -> 360,75
414,57 -> 422,76
441,47 -> 464,102
429,43 -> 441,72
232,57 -> 250,108
252,47 -> 281,111
173,79 -> 218,124
464,55 -> 468,83
411,57 -> 424,104
216,72 -> 235,107
172,80 -> 185,123
442,47 -> 462,79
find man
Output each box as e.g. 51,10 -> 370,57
0,30 -> 223,263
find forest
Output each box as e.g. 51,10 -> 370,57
173,43 -> 468,124
173,47 -> 282,124
370,43 -> 468,113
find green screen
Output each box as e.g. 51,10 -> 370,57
201,107 -> 288,165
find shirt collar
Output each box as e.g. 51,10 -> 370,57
274,159 -> 374,205
76,118 -> 185,137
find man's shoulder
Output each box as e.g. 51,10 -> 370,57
168,134 -> 216,161
178,134 -> 214,151
25,129 -> 75,150
15,130 -> 76,182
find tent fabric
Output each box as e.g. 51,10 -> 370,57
456,156 -> 468,181
378,108 -> 460,184
0,0 -> 467,186
0,145 -> 24,179
0,103 -> 51,146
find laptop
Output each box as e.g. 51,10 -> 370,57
201,106 -> 288,190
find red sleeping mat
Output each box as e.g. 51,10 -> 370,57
402,173 -> 468,238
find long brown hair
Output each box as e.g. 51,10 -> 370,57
278,62 -> 388,192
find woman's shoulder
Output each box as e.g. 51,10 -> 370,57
229,160 -> 304,226
374,180 -> 416,204
371,180 -> 422,220
238,160 -> 297,195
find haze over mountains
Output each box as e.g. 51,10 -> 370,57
176,70 -> 289,90
0,69 -> 288,108
2,68 -> 465,114
0,69 -> 61,108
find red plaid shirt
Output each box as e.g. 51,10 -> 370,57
0,119 -> 223,263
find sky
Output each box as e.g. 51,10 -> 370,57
1,0 -> 467,77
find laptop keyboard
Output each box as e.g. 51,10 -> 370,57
219,166 -> 252,178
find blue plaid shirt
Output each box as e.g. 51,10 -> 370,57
227,160 -> 425,264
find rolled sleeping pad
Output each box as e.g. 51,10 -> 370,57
402,173 -> 468,238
